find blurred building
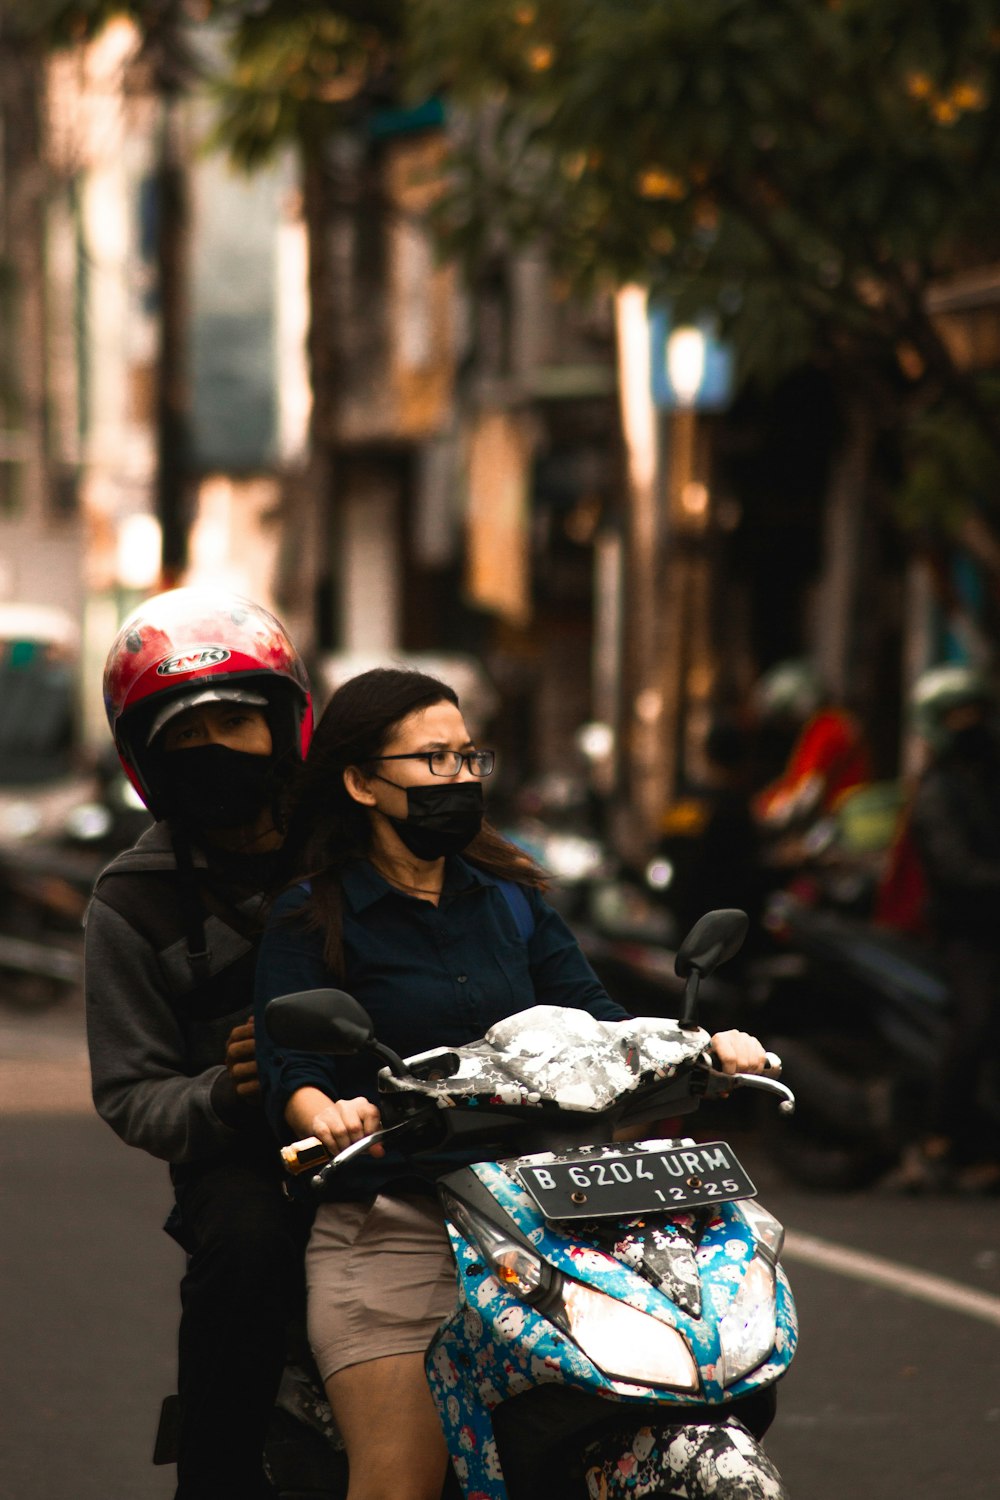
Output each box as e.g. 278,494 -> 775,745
0,30 -> 85,636
19,22 -> 310,748
303,111 -> 622,795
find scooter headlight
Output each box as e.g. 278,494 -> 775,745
556,1280 -> 699,1391
442,1191 -> 698,1390
717,1254 -> 778,1386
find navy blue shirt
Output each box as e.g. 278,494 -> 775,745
254,856 -> 627,1199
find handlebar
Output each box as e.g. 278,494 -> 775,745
280,1049 -> 795,1186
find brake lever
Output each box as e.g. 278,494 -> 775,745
699,1051 -> 796,1115
731,1072 -> 796,1115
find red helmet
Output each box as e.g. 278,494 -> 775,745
104,587 -> 313,816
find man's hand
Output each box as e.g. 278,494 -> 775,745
708,1029 -> 767,1076
224,1017 -> 261,1101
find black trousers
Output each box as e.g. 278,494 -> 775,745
170,1153 -> 310,1500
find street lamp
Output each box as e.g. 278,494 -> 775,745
653,309 -> 735,808
615,297 -> 737,849
650,309 -> 734,412
665,326 -> 707,408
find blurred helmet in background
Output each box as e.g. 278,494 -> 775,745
752,659 -> 825,724
910,663 -> 993,753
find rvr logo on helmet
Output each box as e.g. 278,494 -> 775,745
156,648 -> 231,676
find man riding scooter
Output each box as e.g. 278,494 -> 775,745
85,588 -> 315,1500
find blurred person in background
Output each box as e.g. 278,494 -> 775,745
900,664 -> 1000,1192
85,589 -> 314,1500
751,658 -> 872,837
655,716 -> 766,958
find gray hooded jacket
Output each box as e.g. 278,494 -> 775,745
85,822 -> 278,1164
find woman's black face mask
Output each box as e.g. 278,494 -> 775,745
377,779 -> 484,860
159,743 -> 279,829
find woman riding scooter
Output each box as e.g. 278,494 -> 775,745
253,666 -> 768,1500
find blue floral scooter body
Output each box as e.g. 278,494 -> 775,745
425,1141 -> 797,1499
380,1002 -> 798,1497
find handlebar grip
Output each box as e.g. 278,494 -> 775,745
764,1051 -> 782,1076
284,1110 -> 422,1180
281,1136 -> 331,1175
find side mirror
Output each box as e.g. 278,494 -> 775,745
264,987 -> 412,1078
675,909 -> 749,981
674,909 -> 748,1031
265,988 -> 375,1055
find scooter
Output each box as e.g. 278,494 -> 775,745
751,889 -> 997,1192
0,757 -> 150,1011
266,909 -> 798,1499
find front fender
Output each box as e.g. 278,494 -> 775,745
584,1418 -> 788,1500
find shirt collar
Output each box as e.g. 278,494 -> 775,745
341,856 -> 495,913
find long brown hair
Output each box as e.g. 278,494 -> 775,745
282,667 -> 545,977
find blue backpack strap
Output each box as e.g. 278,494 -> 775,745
496,879 -> 535,943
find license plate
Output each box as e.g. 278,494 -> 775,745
517,1141 -> 756,1221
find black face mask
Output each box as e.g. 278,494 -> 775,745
159,744 -> 278,829
379,780 -> 485,860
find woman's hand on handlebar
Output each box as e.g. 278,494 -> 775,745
708,1029 -> 767,1076
285,1086 -> 386,1158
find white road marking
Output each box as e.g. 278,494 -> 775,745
784,1228 -> 1000,1328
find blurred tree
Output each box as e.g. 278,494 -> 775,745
206,1 -> 407,633
406,0 -> 1000,551
207,1 -> 402,448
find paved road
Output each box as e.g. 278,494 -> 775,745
746,1148 -> 1000,1500
2,992 -> 999,1499
1,992 -> 177,1500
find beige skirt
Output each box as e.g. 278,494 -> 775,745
306,1193 -> 457,1381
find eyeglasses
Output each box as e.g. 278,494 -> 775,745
374,749 -> 496,778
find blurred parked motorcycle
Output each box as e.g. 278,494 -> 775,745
752,890 -> 980,1190
0,606 -> 152,1007
0,846 -> 87,1008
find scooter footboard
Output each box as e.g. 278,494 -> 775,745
583,1418 -> 788,1500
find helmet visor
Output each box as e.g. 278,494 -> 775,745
145,686 -> 269,746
